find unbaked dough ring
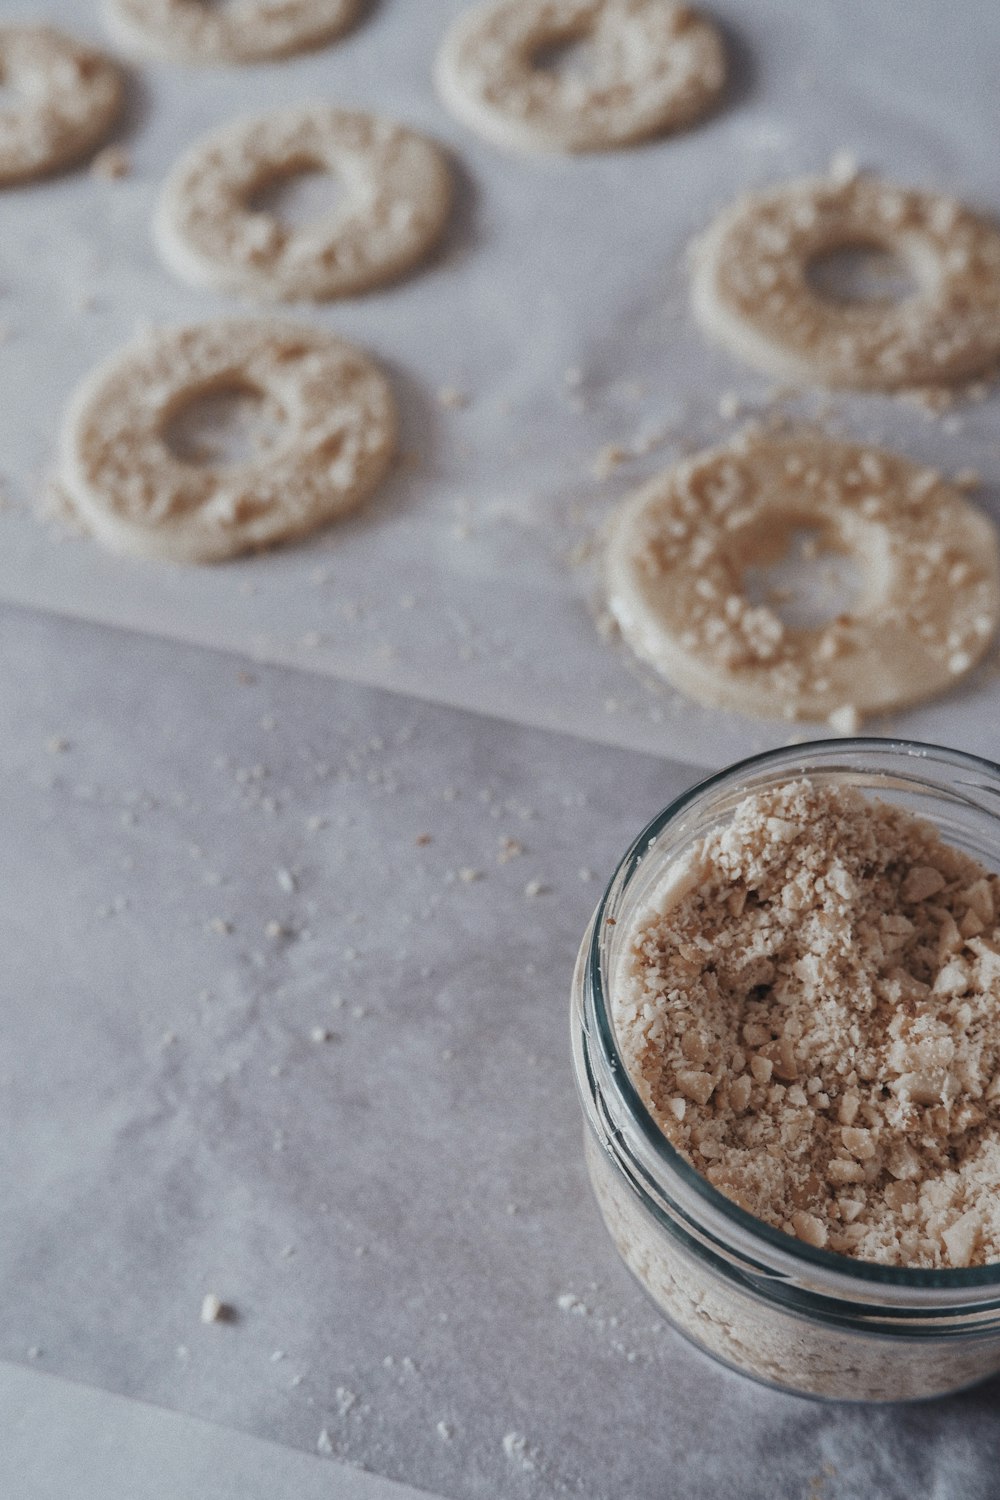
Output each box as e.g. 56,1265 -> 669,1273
692,173 -> 1000,390
59,320 -> 397,564
605,431 -> 1000,722
435,0 -> 726,154
0,25 -> 124,186
102,0 -> 360,64
155,108 -> 453,302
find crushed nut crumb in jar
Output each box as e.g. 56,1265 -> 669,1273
572,741 -> 1000,1400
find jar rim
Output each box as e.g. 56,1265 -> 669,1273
586,736 -> 1000,1295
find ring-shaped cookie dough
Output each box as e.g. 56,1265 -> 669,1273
605,431 -> 1000,723
692,173 -> 1000,390
435,0 -> 726,154
0,26 -> 124,186
102,0 -> 360,64
59,320 -> 397,564
155,109 -> 453,302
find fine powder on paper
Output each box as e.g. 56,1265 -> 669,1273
614,779 -> 1000,1268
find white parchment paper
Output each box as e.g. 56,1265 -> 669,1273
4,2 -> 1000,1495
4,1364 -> 438,1500
0,0 -> 998,769
3,605 -> 1000,1500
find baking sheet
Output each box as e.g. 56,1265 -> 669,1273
1,0 -> 999,770
4,602 -> 1000,1500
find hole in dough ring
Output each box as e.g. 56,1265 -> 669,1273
102,0 -> 361,64
59,320 -> 397,565
435,0 -> 726,154
691,173 -> 1000,391
155,109 -> 454,302
605,431 -> 1000,722
0,26 -> 124,186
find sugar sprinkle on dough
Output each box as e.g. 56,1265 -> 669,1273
90,144 -> 131,180
200,1292 -> 231,1322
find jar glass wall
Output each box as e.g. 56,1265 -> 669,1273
571,739 -> 1000,1401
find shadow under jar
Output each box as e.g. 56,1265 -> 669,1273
571,739 -> 1000,1401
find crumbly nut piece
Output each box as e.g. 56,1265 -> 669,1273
591,442 -> 630,480
90,145 -> 131,180
614,779 -> 1000,1268
790,1209 -> 827,1248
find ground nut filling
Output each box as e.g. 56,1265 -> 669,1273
584,1134 -> 1000,1401
614,780 -> 1000,1270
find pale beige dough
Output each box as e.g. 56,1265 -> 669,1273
155,108 -> 453,302
59,320 -> 397,564
692,171 -> 1000,390
605,430 -> 1000,722
435,0 -> 726,154
0,25 -> 124,186
102,0 -> 361,64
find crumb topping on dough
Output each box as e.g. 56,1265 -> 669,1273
104,0 -> 360,65
156,109 -> 453,302
0,25 -> 123,185
436,0 -> 726,154
692,172 -> 1000,390
605,430 -> 1000,722
59,320 -> 396,563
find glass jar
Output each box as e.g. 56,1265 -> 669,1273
571,738 -> 1000,1401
